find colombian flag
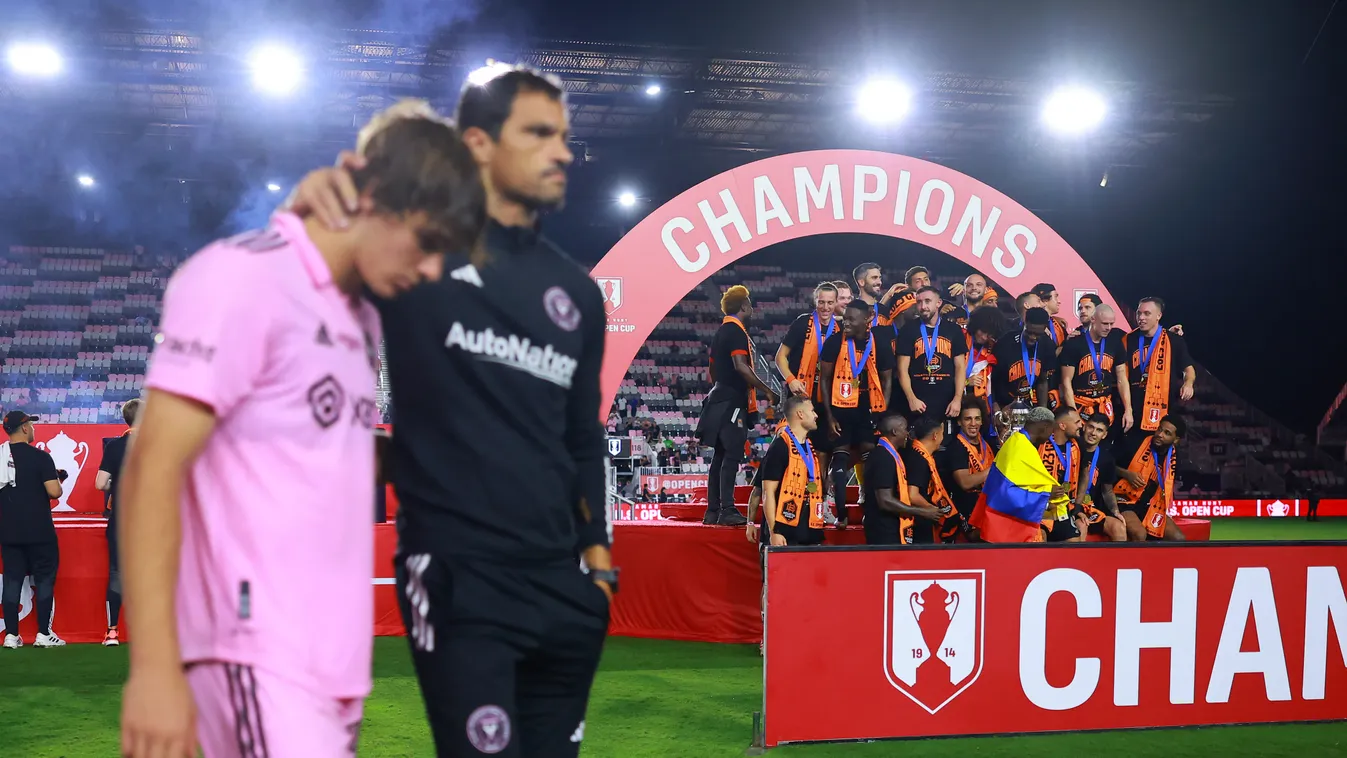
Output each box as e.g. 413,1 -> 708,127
970,431 -> 1057,542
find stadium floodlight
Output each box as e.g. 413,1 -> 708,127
6,43 -> 62,77
856,78 -> 914,125
1041,86 -> 1107,136
617,191 -> 638,208
266,182 -> 282,193
77,175 -> 95,188
249,45 -> 303,96
466,61 -> 513,87
645,84 -> 662,96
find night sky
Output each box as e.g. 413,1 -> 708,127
3,0 -> 1345,433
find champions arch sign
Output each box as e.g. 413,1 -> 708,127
590,149 -> 1119,413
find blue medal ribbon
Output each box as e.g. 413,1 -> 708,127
1049,437 -> 1074,485
1086,333 -> 1107,385
877,437 -> 905,474
920,318 -> 940,370
783,426 -> 816,486
1138,327 -> 1164,379
1020,333 -> 1040,396
848,334 -> 874,383
811,310 -> 836,359
1152,445 -> 1172,498
1048,319 -> 1058,345
1085,446 -> 1100,493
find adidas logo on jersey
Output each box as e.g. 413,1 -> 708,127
449,264 -> 483,288
445,322 -> 578,389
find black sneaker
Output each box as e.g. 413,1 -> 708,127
718,510 -> 748,527
702,509 -> 720,525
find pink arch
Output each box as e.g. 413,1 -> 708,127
590,149 -> 1118,415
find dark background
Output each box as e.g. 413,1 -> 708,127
2,0 -> 1344,433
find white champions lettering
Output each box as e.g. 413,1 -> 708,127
661,164 -> 1037,279
1017,566 -> 1346,709
445,322 -> 578,389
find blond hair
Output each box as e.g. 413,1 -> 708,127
356,99 -> 451,155
721,285 -> 751,316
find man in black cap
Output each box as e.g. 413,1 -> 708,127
0,411 -> 67,649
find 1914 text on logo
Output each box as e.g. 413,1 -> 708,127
445,323 -> 578,389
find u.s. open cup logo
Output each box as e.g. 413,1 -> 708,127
884,570 -> 985,714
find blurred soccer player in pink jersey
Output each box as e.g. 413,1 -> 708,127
117,102 -> 486,758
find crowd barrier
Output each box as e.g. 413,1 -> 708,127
761,543 -> 1347,747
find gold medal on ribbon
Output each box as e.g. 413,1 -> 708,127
806,481 -> 819,494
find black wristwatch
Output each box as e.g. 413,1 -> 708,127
590,568 -> 620,595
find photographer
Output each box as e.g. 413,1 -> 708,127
0,411 -> 67,648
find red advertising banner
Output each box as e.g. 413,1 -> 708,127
763,544 -> 1347,747
1169,499 -> 1347,518
641,473 -> 708,495
30,423 -> 125,514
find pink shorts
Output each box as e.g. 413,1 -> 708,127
186,662 -> 364,757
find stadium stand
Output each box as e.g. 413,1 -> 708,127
2,245 -> 1344,497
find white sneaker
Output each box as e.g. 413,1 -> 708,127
3,634 -> 22,649
34,632 -> 66,648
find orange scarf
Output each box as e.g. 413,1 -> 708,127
1038,438 -> 1080,524
1113,436 -> 1175,538
1133,330 -> 1172,431
830,333 -> 886,412
877,438 -> 914,544
956,433 -> 994,476
912,443 -> 957,542
1047,316 -> 1070,348
794,311 -> 835,402
772,427 -> 823,529
722,316 -> 759,414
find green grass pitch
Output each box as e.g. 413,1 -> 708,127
3,519 -> 1345,756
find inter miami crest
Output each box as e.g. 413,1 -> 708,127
883,570 -> 984,714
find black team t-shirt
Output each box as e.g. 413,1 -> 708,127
780,312 -> 838,402
819,330 -> 896,412
862,446 -> 904,544
1123,328 -> 1194,417
991,332 -> 1059,407
1058,331 -> 1128,398
942,435 -> 995,518
708,319 -> 752,410
895,317 -> 968,406
1112,431 -> 1171,508
98,434 -> 131,532
1077,443 -> 1118,508
900,447 -> 940,544
0,442 -> 59,545
757,436 -> 823,546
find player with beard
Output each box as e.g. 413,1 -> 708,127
831,280 -> 853,318
944,399 -> 997,523
944,272 -> 999,327
756,395 -> 826,548
1076,414 -> 1126,542
991,307 -> 1057,410
863,415 -> 944,545
1074,293 -> 1103,335
964,305 -> 1005,406
1113,415 -> 1188,542
700,285 -> 777,527
1125,297 -> 1195,432
895,286 -> 967,425
775,282 -> 839,510
286,67 -> 624,757
1059,304 -> 1134,431
902,417 -> 964,543
819,300 -> 895,527
1036,406 -> 1085,542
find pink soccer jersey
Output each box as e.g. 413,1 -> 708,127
146,212 -> 381,698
